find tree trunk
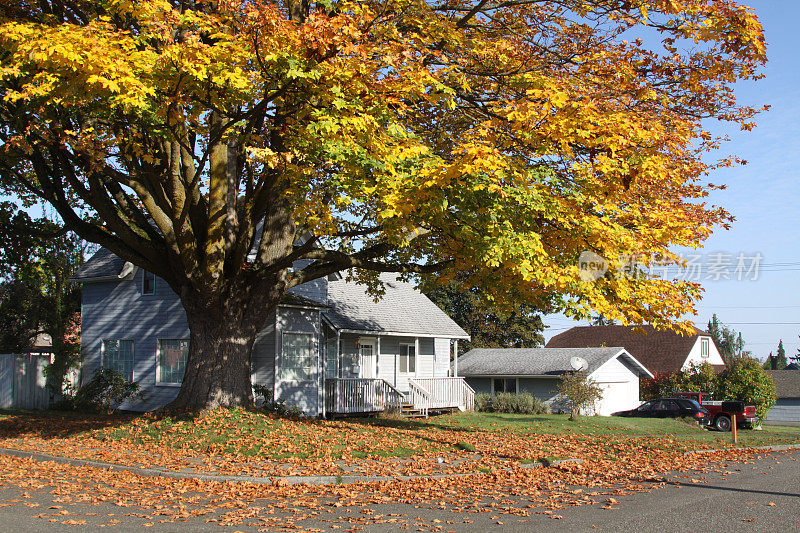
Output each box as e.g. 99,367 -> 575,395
167,281 -> 283,411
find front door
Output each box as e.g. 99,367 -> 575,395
359,339 -> 377,379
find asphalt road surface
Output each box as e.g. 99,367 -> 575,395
0,449 -> 797,532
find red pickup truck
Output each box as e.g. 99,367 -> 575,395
673,392 -> 757,431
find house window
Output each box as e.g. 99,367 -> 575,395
325,337 -> 338,378
493,378 -> 517,395
399,344 -> 416,374
142,270 -> 155,295
157,339 -> 189,385
701,338 -> 710,358
283,333 -> 314,381
101,339 -> 134,381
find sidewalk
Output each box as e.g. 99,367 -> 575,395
0,445 -> 584,486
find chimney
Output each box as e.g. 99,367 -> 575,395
770,353 -> 777,370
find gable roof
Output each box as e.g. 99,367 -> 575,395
324,275 -> 469,339
69,248 -> 135,282
73,250 -> 466,338
546,325 -> 712,375
458,347 -> 652,378
765,370 -> 800,399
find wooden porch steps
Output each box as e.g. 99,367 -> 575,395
400,403 -> 427,419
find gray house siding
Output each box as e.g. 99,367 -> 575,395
465,376 -> 560,400
466,377 -> 492,395
80,269 -> 188,411
766,398 -> 800,424
251,313 -> 277,392
275,308 -> 321,415
518,377 -> 560,400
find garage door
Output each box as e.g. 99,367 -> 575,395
594,381 -> 639,416
766,399 -> 800,424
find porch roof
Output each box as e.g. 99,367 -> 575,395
324,275 -> 470,339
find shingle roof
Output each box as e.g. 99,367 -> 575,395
457,347 -> 651,377
766,370 -> 800,399
281,292 -> 328,309
324,275 -> 469,339
73,250 -> 467,338
546,325 -> 712,375
69,248 -> 132,282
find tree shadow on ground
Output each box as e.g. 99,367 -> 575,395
0,408 -> 175,439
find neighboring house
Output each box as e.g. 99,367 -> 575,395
765,370 -> 800,424
70,248 -> 472,416
546,325 -> 725,375
458,347 -> 653,416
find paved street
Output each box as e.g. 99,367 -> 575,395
0,449 -> 797,532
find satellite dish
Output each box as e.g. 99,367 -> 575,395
570,356 -> 588,371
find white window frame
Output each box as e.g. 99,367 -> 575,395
281,331 -> 315,382
156,338 -> 189,387
491,377 -> 519,395
324,336 -> 338,379
399,342 -> 416,375
700,338 -> 710,358
101,339 -> 135,382
142,270 -> 156,295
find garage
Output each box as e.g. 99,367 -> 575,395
458,347 -> 653,416
765,370 -> 800,424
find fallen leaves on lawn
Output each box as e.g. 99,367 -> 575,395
0,409 -> 790,530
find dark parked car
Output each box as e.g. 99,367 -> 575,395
613,398 -> 711,426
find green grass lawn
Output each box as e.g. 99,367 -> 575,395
352,411 -> 800,449
2,408 -> 799,463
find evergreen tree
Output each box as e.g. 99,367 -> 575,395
776,340 -> 788,369
425,279 -> 549,355
706,314 -> 750,364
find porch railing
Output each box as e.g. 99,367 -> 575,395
325,378 -> 404,414
408,377 -> 475,411
407,379 -> 431,417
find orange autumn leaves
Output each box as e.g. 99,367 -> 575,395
0,409 -> 788,530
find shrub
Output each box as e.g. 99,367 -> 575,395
73,368 -> 143,413
640,362 -> 719,400
491,392 -> 514,413
641,359 -> 776,423
253,384 -> 303,417
716,357 -> 777,422
530,397 -> 549,415
475,393 -> 492,412
475,393 -> 549,415
557,371 -> 603,420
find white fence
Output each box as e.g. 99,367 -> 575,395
0,354 -> 80,410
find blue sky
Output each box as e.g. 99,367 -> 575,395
544,2 -> 800,360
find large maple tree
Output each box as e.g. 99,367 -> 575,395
0,0 -> 766,408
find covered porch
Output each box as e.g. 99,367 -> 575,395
324,376 -> 475,417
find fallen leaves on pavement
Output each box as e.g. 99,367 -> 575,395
0,409 -> 792,530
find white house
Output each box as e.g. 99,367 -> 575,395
458,347 -> 653,416
546,325 -> 725,376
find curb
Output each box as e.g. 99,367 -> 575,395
0,447 -> 583,486
685,443 -> 800,455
